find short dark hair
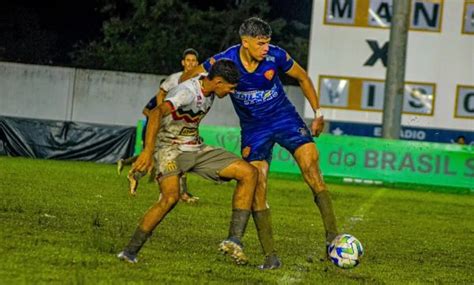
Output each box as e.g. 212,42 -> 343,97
208,59 -> 240,84
456,135 -> 466,142
182,48 -> 199,59
239,17 -> 272,38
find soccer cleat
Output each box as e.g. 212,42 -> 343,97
117,159 -> 124,175
218,239 -> 248,265
319,244 -> 331,262
180,192 -> 200,204
258,253 -> 282,270
127,170 -> 139,196
117,251 -> 138,263
319,246 -> 331,262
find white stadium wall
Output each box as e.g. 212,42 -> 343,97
306,0 -> 474,142
71,69 -> 166,126
0,62 -> 305,128
0,62 -> 165,126
0,62 -> 75,121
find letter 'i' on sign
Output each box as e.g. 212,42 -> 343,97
325,0 -> 356,24
411,0 -> 442,31
463,1 -> 474,34
362,81 -> 385,110
456,86 -> 474,118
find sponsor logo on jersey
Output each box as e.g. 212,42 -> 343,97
266,55 -> 275,62
264,69 -> 275,81
233,84 -> 279,105
179,127 -> 198,136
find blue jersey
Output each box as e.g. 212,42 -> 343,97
203,45 -> 299,129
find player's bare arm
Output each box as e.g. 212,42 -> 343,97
133,102 -> 172,173
285,59 -> 324,137
179,64 -> 206,82
142,107 -> 150,117
156,88 -> 167,105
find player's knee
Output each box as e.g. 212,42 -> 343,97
159,191 -> 180,206
235,162 -> 258,183
245,164 -> 258,183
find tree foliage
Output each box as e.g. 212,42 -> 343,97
72,0 -> 310,76
0,7 -> 58,64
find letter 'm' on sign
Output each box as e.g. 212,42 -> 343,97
326,0 -> 356,24
411,0 -> 442,31
456,86 -> 474,118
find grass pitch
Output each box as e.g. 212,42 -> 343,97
0,157 -> 473,284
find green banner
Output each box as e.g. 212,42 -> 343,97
135,122 -> 473,191
133,119 -> 145,156
198,125 -> 474,191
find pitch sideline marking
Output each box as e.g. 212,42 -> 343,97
342,188 -> 387,232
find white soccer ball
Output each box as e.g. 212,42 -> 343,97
328,234 -> 364,269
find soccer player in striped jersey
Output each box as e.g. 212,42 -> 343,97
118,59 -> 258,265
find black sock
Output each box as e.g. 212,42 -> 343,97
179,174 -> 188,195
314,191 -> 338,244
123,156 -> 138,165
228,209 -> 251,242
124,227 -> 152,255
253,209 -> 276,257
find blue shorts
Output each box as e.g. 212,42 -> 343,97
241,114 -> 314,163
142,118 -> 148,143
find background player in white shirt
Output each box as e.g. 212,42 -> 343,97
120,48 -> 200,203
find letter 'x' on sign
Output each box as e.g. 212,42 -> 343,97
364,40 -> 388,67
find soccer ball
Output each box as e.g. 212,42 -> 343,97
328,234 -> 364,269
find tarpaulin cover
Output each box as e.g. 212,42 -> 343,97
0,116 -> 135,163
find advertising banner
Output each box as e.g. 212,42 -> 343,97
198,125 -> 473,192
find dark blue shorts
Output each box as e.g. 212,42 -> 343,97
142,118 -> 148,143
241,114 -> 314,163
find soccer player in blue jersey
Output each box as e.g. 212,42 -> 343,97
182,17 -> 338,269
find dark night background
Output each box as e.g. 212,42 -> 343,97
0,0 -> 313,74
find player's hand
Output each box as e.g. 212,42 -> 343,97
311,116 -> 324,137
132,149 -> 154,173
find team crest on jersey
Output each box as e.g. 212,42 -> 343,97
298,127 -> 309,137
165,160 -> 177,172
264,69 -> 275,81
